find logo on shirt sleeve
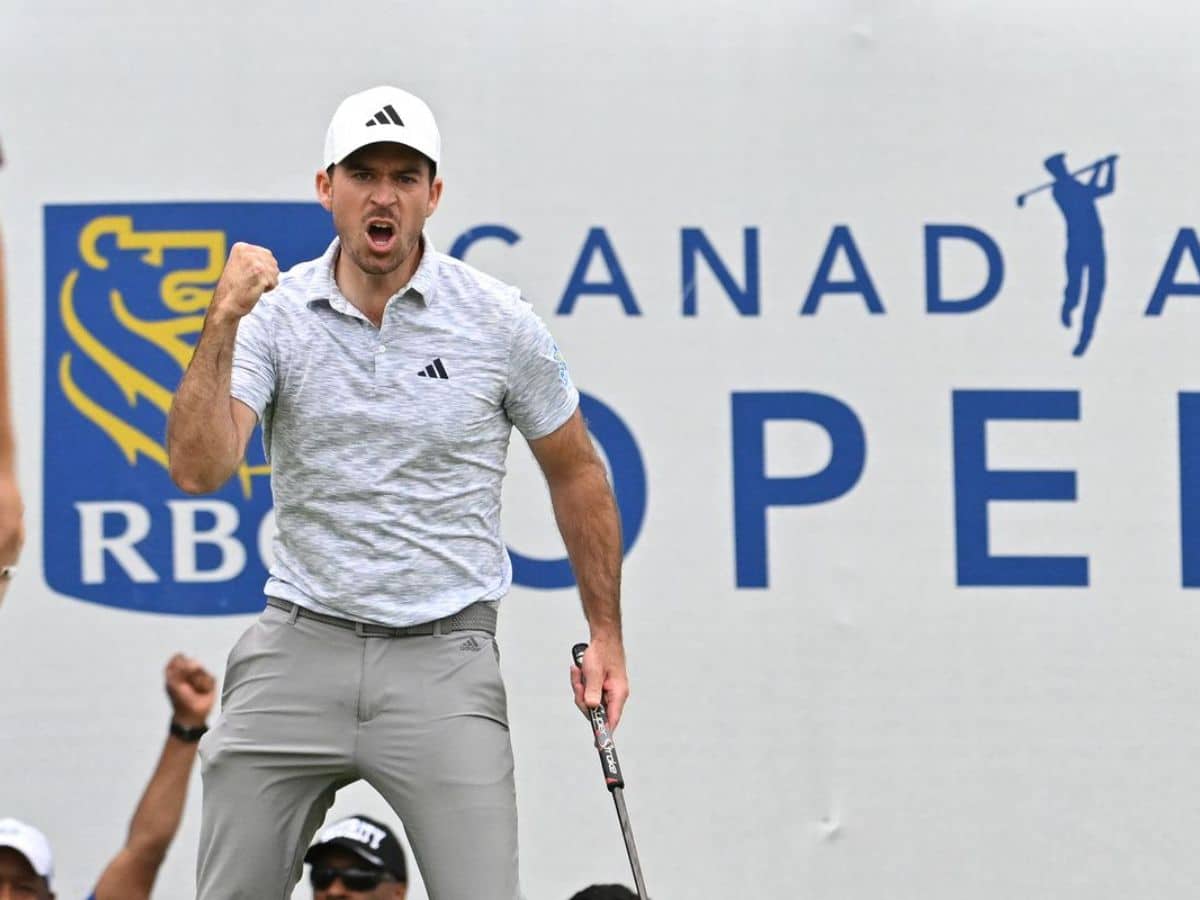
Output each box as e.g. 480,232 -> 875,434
551,342 -> 571,388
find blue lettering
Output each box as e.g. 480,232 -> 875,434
1146,228 -> 1200,316
925,224 -> 1004,313
952,390 -> 1087,587
800,225 -> 884,316
448,224 -> 521,261
1180,393 -> 1200,587
509,393 -> 647,589
681,227 -> 760,316
557,228 -> 641,316
732,392 -> 866,588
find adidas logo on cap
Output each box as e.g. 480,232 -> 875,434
365,104 -> 404,128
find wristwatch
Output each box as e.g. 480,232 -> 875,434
169,720 -> 209,743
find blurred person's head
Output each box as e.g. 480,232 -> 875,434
569,886 -> 638,900
0,819 -> 54,899
304,815 -> 406,900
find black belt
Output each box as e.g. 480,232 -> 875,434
265,597 -> 497,637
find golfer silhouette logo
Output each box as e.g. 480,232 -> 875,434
1017,152 -> 1118,356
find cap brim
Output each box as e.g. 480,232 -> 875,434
326,126 -> 438,170
304,837 -> 386,870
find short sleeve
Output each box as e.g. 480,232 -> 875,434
229,300 -> 276,422
504,300 -> 580,440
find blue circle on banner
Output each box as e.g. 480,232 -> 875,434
508,392 -> 648,590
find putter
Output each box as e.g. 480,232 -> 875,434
572,643 -> 649,900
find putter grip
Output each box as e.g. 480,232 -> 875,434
572,642 -> 625,791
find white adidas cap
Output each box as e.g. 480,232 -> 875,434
0,818 -> 54,884
323,86 -> 441,172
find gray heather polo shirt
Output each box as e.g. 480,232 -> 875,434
230,236 -> 579,626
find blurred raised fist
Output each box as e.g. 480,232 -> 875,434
165,653 -> 216,728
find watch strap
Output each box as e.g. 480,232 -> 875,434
169,720 -> 208,743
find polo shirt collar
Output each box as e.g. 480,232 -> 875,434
408,235 -> 440,306
307,234 -> 441,316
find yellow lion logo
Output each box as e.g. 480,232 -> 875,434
58,216 -> 269,497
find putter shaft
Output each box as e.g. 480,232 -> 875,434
613,788 -> 648,900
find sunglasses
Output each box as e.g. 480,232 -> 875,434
310,864 -> 391,891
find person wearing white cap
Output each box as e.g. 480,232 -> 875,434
0,818 -> 54,898
169,85 -> 630,899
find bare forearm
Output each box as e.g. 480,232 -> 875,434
93,737 -> 198,900
126,736 -> 197,859
0,226 -> 14,470
549,460 -> 623,638
167,311 -> 243,492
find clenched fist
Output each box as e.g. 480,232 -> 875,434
210,242 -> 279,321
164,653 -> 216,729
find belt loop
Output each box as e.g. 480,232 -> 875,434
355,622 -> 367,638
287,603 -> 300,625
433,618 -> 443,637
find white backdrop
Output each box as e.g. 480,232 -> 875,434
4,2 -> 1200,898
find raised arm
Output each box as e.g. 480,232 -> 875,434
167,243 -> 277,493
527,409 -> 630,730
1098,155 -> 1117,196
1087,155 -> 1117,197
92,654 -> 216,900
0,194 -> 25,578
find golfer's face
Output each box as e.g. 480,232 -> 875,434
318,143 -> 441,280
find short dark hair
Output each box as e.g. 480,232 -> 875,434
568,886 -> 639,900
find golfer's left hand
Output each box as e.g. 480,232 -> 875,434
571,635 -> 630,732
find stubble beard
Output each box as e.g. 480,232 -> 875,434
342,229 -> 419,278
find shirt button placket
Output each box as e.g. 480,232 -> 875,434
372,332 -> 387,402
377,305 -> 398,391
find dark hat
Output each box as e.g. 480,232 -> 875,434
569,886 -> 639,900
304,815 -> 407,882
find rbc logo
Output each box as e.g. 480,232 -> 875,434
43,204 -> 333,614
43,203 -> 648,614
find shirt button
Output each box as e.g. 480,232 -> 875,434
376,346 -> 386,354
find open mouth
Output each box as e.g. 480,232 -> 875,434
366,221 -> 396,251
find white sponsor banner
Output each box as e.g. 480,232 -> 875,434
2,2 -> 1199,898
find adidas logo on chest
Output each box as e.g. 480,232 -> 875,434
416,357 -> 450,379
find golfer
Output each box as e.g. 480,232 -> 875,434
167,85 -> 628,899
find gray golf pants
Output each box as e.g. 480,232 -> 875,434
195,602 -> 520,899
